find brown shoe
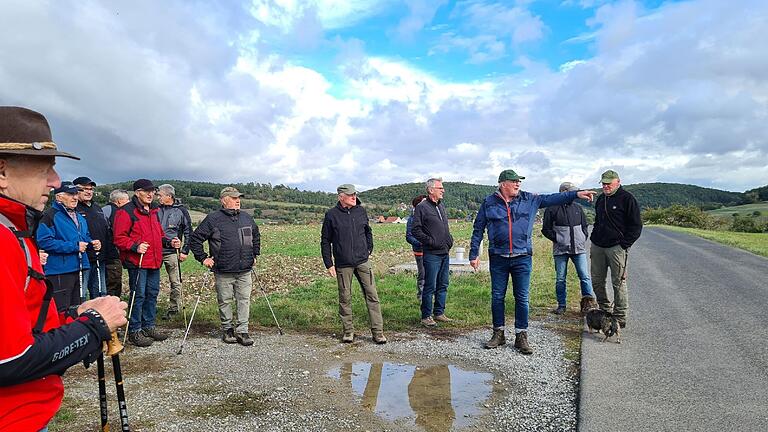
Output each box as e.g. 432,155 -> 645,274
222,328 -> 237,344
421,317 -> 437,327
514,331 -> 533,355
142,327 -> 168,341
128,331 -> 154,347
580,296 -> 598,314
484,329 -> 506,349
372,330 -> 387,344
236,333 -> 254,346
433,314 -> 453,322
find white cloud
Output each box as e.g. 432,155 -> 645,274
0,0 -> 766,195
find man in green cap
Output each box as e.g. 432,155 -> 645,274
469,169 -> 596,354
321,184 -> 386,344
590,169 -> 642,329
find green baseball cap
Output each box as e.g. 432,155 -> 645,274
498,169 -> 525,183
220,186 -> 244,198
600,170 -> 620,183
337,184 -> 358,194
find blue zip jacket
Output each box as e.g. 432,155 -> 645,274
405,212 -> 422,252
36,201 -> 92,275
469,190 -> 578,259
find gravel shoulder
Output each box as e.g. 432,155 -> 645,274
55,321 -> 578,432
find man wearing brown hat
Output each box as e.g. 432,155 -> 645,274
469,169 -> 596,354
190,186 -> 260,346
321,184 -> 386,344
0,106 -> 127,431
113,179 -> 180,347
590,170 -> 642,328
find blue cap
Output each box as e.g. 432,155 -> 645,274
53,181 -> 78,195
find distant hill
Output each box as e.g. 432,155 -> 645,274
94,179 -> 762,223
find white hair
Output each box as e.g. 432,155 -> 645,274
109,189 -> 129,203
157,184 -> 176,197
425,177 -> 443,192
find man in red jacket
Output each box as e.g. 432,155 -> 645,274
0,106 -> 127,431
113,179 -> 180,347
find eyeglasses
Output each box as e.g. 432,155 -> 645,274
601,183 -> 613,186
137,189 -> 156,194
78,187 -> 95,192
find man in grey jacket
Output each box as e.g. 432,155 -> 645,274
541,182 -> 597,315
157,184 -> 192,319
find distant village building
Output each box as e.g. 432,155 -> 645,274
376,216 -> 405,224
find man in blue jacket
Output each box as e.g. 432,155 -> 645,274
469,170 -> 596,354
36,182 -> 101,311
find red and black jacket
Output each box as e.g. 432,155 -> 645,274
0,194 -> 112,431
112,195 -> 168,269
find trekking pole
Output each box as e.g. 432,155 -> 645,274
177,270 -> 207,355
123,252 -> 144,346
106,333 -> 130,431
97,352 -> 109,431
251,269 -> 283,335
176,247 -> 187,328
79,252 -> 86,303
93,251 -> 111,430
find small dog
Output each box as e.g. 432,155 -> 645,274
580,296 -> 598,314
584,309 -> 621,343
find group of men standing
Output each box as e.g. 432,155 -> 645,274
0,105 -> 643,430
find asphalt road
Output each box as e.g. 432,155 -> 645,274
579,227 -> 768,432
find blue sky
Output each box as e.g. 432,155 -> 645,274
1,0 -> 766,193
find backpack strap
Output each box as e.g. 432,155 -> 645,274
0,212 -> 52,334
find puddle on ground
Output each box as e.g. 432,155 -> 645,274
328,362 -> 493,431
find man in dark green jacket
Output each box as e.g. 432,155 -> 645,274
321,184 -> 385,345
590,170 -> 643,328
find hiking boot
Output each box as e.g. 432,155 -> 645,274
236,333 -> 254,346
342,331 -> 354,343
421,317 -> 437,327
551,305 -> 566,315
128,331 -> 154,347
580,297 -> 598,314
142,327 -> 169,341
514,332 -> 533,355
372,330 -> 387,345
222,328 -> 237,344
484,329 -> 506,349
433,314 -> 453,322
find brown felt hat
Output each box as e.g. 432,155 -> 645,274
0,106 -> 79,159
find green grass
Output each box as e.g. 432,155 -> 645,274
161,221 -> 587,333
654,225 -> 768,257
706,201 -> 768,217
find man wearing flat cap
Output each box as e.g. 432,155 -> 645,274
590,169 -> 642,329
113,178 -> 180,347
73,176 -> 110,299
542,182 -> 597,315
469,169 -> 597,354
0,106 -> 127,431
321,184 -> 386,344
190,186 -> 260,346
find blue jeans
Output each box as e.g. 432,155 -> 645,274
127,268 -> 161,333
421,253 -> 449,319
554,253 -> 595,306
84,260 -> 107,299
489,254 -> 532,330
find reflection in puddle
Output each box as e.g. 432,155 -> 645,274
328,362 -> 493,431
